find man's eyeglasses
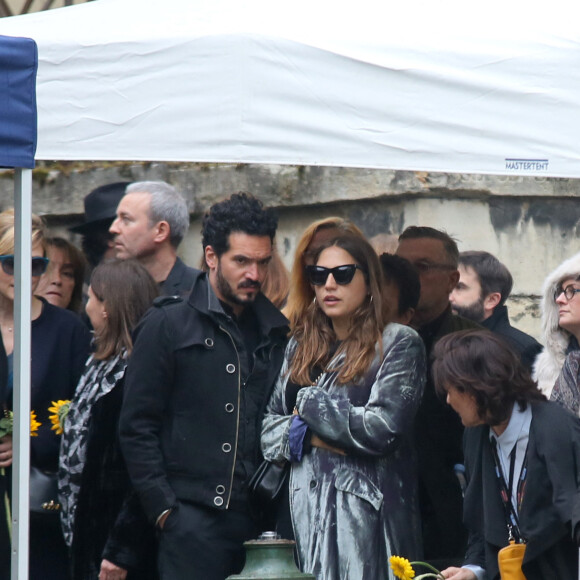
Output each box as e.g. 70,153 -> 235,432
305,264 -> 365,286
554,284 -> 580,303
0,255 -> 50,277
411,261 -> 456,274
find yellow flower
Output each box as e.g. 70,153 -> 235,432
48,400 -> 71,436
390,555 -> 415,580
30,411 -> 41,437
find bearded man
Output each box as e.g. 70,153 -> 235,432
120,192 -> 289,580
450,250 -> 541,372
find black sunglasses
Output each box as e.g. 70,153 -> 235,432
305,264 -> 365,286
0,255 -> 50,277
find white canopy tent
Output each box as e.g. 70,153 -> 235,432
1,0 -> 580,176
1,0 -> 580,577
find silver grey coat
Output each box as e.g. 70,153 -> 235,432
261,323 -> 426,580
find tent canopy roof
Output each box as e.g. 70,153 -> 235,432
0,0 -> 579,177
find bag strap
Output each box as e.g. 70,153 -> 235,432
489,436 -> 528,543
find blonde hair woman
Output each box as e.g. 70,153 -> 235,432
0,209 -> 91,579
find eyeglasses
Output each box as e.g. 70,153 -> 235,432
554,284 -> 580,303
0,255 -> 50,277
305,264 -> 365,286
411,260 -> 456,274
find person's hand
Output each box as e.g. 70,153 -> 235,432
440,567 -> 477,580
0,435 -> 13,468
311,434 -> 346,456
98,559 -> 127,580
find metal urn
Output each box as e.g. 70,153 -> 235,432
226,532 -> 315,579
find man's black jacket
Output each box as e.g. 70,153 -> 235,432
481,304 -> 542,373
120,270 -> 289,523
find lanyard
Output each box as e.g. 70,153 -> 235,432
490,436 -> 528,543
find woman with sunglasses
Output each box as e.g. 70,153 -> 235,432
59,259 -> 158,580
261,233 -> 426,579
283,217 -> 364,329
0,209 -> 91,579
533,252 -> 580,415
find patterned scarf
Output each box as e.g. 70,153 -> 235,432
58,352 -> 127,547
551,337 -> 580,416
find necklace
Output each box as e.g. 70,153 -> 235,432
311,370 -> 325,386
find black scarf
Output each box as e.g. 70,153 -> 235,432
551,336 -> 580,416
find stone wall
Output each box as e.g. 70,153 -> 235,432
1,0 -> 86,17
2,162 -> 580,340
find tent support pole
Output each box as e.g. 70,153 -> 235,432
12,168 -> 32,580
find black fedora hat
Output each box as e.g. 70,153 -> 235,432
70,182 -> 130,234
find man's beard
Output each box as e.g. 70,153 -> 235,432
453,298 -> 485,323
216,262 -> 261,307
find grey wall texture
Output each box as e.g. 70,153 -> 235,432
2,161 -> 580,340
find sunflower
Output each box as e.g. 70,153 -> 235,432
30,411 -> 41,437
48,400 -> 71,435
390,555 -> 415,580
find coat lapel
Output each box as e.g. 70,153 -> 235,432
479,428 -> 511,548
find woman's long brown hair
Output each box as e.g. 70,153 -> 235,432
90,259 -> 159,360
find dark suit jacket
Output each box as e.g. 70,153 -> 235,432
482,305 -> 542,373
463,401 -> 580,580
159,257 -> 198,297
415,307 -> 481,563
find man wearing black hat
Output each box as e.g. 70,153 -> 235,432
110,181 -> 197,296
70,182 -> 131,271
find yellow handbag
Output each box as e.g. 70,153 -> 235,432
497,539 -> 526,580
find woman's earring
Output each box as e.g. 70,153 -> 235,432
369,295 -> 374,304
313,296 -> 317,304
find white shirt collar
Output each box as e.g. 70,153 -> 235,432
489,402 -> 532,455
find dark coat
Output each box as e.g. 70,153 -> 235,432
71,372 -> 157,580
120,271 -> 289,524
482,305 -> 542,373
463,401 -> 580,580
3,299 -> 92,470
158,257 -> 197,297
415,307 -> 481,564
0,300 -> 92,579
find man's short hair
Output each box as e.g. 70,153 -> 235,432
202,192 -> 278,256
398,226 -> 459,267
380,253 -> 421,315
126,181 -> 190,248
459,251 -> 513,306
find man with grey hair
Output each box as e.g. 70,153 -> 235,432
110,181 -> 197,295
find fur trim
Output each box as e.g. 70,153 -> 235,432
532,252 -> 580,392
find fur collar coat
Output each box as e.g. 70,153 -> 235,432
533,251 -> 580,398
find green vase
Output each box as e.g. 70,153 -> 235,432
227,532 -> 315,579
